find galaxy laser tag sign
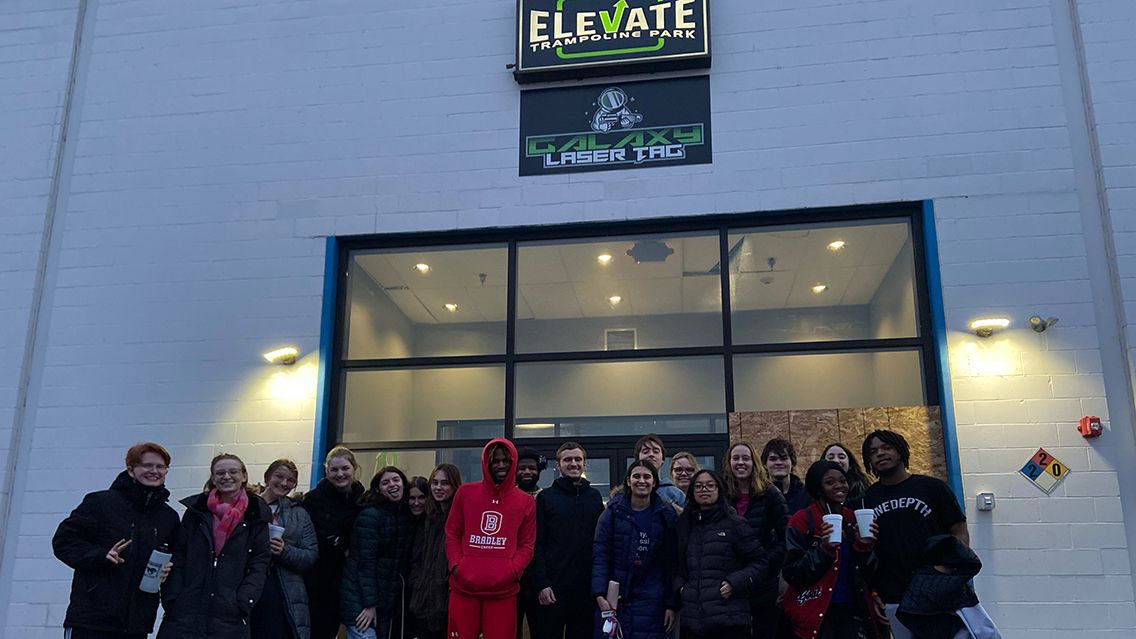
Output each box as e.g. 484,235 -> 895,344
514,0 -> 711,82
519,76 -> 711,176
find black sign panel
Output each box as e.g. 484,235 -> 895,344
519,75 -> 711,176
515,0 -> 711,83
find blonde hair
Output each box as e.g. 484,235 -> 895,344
669,451 -> 699,481
723,442 -> 773,498
325,445 -> 360,473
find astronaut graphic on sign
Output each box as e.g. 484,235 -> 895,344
590,87 -> 643,133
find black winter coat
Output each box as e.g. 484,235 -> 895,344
409,503 -> 452,633
52,471 -> 180,635
674,500 -> 768,634
301,479 -> 364,626
157,492 -> 272,639
528,476 -> 604,603
340,499 -> 416,626
731,487 -> 788,603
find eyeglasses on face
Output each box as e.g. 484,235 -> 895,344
213,469 -> 243,477
673,468 -> 695,475
693,483 -> 718,492
134,463 -> 168,471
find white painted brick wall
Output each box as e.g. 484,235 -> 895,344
3,0 -> 1135,636
0,5 -> 79,635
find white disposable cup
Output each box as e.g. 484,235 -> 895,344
268,524 -> 286,541
139,549 -> 172,593
822,514 -> 844,544
855,509 -> 875,539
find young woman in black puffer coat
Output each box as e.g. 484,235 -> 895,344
674,469 -> 770,639
723,442 -> 789,639
158,453 -> 272,639
340,466 -> 416,639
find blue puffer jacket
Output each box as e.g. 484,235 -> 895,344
591,493 -> 678,639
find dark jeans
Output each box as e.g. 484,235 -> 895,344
528,596 -> 594,639
64,630 -> 146,639
751,599 -> 782,639
683,627 -> 749,639
517,591 -> 540,639
816,603 -> 866,639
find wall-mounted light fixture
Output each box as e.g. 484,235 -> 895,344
263,346 -> 300,365
597,253 -> 613,265
968,318 -> 1010,338
1029,315 -> 1059,333
811,284 -> 828,294
826,240 -> 846,252
608,295 -> 622,305
414,263 -> 430,273
444,303 -> 459,313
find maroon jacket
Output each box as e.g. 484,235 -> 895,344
782,502 -> 876,639
444,438 -> 537,599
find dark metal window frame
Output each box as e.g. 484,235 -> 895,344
329,201 -> 939,456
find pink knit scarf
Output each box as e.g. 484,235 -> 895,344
207,489 -> 248,558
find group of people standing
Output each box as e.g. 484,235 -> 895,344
54,429 -> 977,639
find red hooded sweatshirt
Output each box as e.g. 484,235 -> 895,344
445,438 -> 537,599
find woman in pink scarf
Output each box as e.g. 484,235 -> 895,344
158,454 -> 272,639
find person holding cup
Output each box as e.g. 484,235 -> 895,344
782,461 -> 878,639
251,459 -> 319,639
53,443 -> 180,639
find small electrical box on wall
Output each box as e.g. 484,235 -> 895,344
1078,415 -> 1103,438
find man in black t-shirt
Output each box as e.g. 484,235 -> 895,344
862,429 -> 969,639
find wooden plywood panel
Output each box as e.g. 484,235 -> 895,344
729,406 -> 947,482
790,409 -> 840,463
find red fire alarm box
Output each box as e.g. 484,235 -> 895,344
1078,416 -> 1103,438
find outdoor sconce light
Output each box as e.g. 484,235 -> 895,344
1029,315 -> 1059,333
263,346 -> 300,365
968,318 -> 1009,338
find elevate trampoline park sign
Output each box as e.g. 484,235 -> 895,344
519,76 -> 712,176
514,0 -> 711,82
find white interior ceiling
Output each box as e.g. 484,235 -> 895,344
352,221 -> 911,324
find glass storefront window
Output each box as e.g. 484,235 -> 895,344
344,245 -> 507,359
515,357 -> 726,437
728,220 -> 918,344
341,366 -> 505,443
732,350 -> 925,411
354,447 -> 487,484
517,233 -> 723,352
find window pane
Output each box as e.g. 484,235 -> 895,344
729,220 -> 918,344
355,447 -> 486,484
516,357 -> 726,437
341,366 -> 505,442
733,350 -> 924,411
517,233 -> 723,352
344,245 -> 507,359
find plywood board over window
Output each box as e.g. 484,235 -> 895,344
728,406 -> 945,479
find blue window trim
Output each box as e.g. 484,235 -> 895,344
922,200 -> 965,507
311,235 -> 339,485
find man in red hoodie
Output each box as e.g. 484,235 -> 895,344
445,438 -> 537,639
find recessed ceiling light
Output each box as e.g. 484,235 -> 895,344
443,303 -> 458,312
414,263 -> 430,273
608,295 -> 622,305
597,254 -> 613,265
827,240 -> 846,251
811,284 -> 828,294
